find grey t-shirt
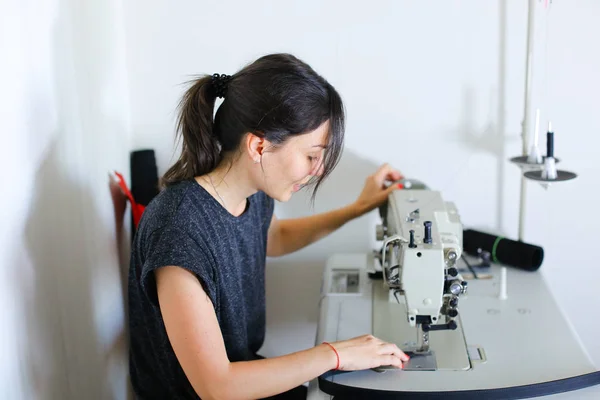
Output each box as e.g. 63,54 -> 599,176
128,178 -> 274,399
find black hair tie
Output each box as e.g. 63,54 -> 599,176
211,73 -> 231,98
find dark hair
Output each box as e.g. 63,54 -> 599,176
161,53 -> 345,200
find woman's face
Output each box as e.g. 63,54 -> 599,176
258,121 -> 329,202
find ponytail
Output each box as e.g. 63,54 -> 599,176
160,54 -> 346,201
161,75 -> 220,187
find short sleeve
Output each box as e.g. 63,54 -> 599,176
140,226 -> 217,310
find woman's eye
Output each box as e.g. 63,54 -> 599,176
308,156 -> 318,162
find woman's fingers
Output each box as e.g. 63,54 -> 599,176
374,163 -> 403,184
378,354 -> 403,368
378,342 -> 410,362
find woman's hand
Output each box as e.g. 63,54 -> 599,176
352,163 -> 404,216
328,334 -> 409,371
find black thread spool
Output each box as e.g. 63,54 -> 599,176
547,130 -> 554,158
524,124 -> 577,182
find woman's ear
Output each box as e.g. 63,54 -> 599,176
245,133 -> 265,163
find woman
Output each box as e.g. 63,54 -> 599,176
128,53 -> 409,400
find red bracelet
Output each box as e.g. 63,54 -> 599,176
322,342 -> 340,370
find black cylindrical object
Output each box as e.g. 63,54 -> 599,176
130,149 -> 160,241
424,221 -> 432,244
547,131 -> 554,158
463,229 -> 544,271
409,230 -> 416,248
130,149 -> 159,206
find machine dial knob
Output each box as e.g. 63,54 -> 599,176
445,249 -> 458,266
449,281 -> 463,295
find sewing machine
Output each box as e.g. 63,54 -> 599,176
306,180 -> 600,399
371,179 -> 469,371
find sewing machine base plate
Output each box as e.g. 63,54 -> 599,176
402,351 -> 437,371
371,351 -> 437,372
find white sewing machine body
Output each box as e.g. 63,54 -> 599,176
383,188 -> 464,323
307,182 -> 600,399
373,184 -> 471,370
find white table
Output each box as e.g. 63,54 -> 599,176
262,253 -> 600,399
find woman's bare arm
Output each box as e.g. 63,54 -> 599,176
267,163 -> 403,257
155,266 -> 337,400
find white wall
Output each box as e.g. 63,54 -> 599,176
1,0 -> 132,398
2,1 -> 598,399
122,0 -> 600,366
